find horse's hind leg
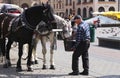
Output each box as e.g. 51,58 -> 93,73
31,38 -> 39,64
32,47 -> 38,64
41,37 -> 47,69
0,38 -> 6,63
3,39 -> 13,68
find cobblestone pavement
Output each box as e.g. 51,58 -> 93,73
0,27 -> 120,78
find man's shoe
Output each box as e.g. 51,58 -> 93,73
69,72 -> 79,75
80,71 -> 89,75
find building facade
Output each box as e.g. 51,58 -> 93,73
0,0 -> 119,19
0,0 -> 48,9
50,0 -> 118,19
49,0 -> 65,17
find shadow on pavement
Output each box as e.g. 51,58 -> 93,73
0,64 -> 69,78
91,44 -> 120,50
99,75 -> 120,78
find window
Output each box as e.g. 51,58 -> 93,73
83,8 -> 87,18
85,0 -> 87,3
70,8 -> 72,14
69,0 -> 72,5
89,0 -> 93,2
66,0 -> 68,5
83,0 -> 87,3
109,7 -> 115,11
109,0 -> 115,1
77,0 -> 81,4
98,0 -> 105,1
77,8 -> 81,15
98,7 -> 105,12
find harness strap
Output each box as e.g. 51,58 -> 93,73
21,12 -> 35,30
0,16 -> 8,38
9,15 -> 24,32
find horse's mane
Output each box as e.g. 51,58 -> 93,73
22,4 -> 54,27
54,14 -> 71,28
54,14 -> 66,22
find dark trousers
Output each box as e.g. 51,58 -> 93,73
72,41 -> 90,72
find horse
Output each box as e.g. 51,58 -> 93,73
0,4 -> 56,72
23,14 -> 72,69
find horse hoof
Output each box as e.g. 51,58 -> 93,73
42,65 -> 47,69
3,62 -> 11,68
8,62 -> 11,67
27,67 -> 33,72
50,65 -> 55,70
31,61 -> 35,65
16,67 -> 22,72
35,60 -> 38,64
3,64 -> 9,68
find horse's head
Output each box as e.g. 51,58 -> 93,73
62,20 -> 72,39
36,3 -> 57,35
54,15 -> 72,39
21,4 -> 56,34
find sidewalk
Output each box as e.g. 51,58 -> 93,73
0,40 -> 120,78
0,27 -> 120,78
89,27 -> 120,78
89,42 -> 120,78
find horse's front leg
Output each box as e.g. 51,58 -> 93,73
49,34 -> 57,70
41,38 -> 47,69
3,39 -> 13,68
49,48 -> 55,69
27,43 -> 33,71
16,43 -> 23,72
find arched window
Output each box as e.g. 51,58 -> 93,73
109,7 -> 115,11
66,9 -> 68,16
70,8 -> 72,15
98,7 -> 105,12
83,8 -> 87,18
89,7 -> 93,18
77,8 -> 81,15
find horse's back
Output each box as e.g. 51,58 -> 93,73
0,13 -> 19,37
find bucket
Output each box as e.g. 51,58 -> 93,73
64,39 -> 76,51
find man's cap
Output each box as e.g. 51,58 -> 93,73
73,15 -> 82,20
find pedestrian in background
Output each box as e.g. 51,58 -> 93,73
69,15 -> 90,75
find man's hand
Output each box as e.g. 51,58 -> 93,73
86,39 -> 90,44
71,47 -> 76,51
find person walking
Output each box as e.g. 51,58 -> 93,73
69,15 -> 90,75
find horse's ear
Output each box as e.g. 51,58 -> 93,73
46,1 -> 49,5
42,3 -> 44,7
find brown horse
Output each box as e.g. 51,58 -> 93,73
0,4 -> 56,72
